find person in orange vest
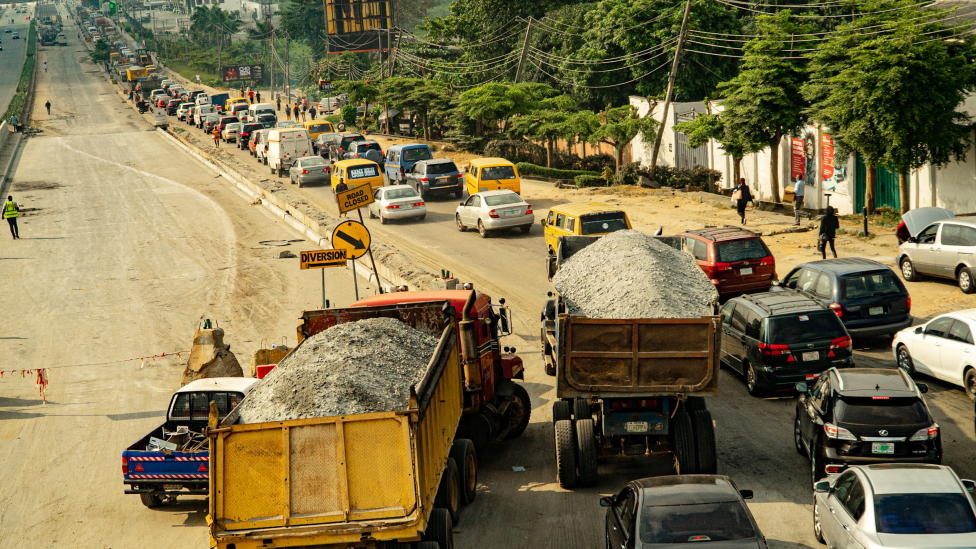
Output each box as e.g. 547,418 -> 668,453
212,125 -> 220,147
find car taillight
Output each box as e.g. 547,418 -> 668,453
760,256 -> 774,266
413,202 -> 425,207
122,456 -> 128,475
421,177 -> 429,183
758,342 -> 790,356
386,205 -> 400,209
526,205 -> 533,214
324,167 -> 330,172
824,423 -> 857,441
242,132 -> 249,136
829,335 -> 851,349
339,147 -> 344,153
911,424 -> 939,441
300,169 -> 308,174
825,464 -> 846,474
488,209 -> 499,218
906,295 -> 911,312
829,303 -> 843,317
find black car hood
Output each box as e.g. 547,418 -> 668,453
642,538 -> 763,549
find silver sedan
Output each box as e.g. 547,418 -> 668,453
455,190 -> 534,238
289,157 -> 331,188
367,186 -> 426,224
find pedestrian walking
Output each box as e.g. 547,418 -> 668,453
212,125 -> 220,147
731,178 -> 754,225
819,206 -> 840,259
239,84 -> 245,97
309,106 -> 316,120
248,90 -> 254,103
793,181 -> 805,226
256,90 -> 261,103
9,114 -> 18,132
334,177 -> 348,217
45,100 -> 51,115
43,61 -> 47,72
285,105 -> 291,121
293,104 -> 299,122
4,195 -> 20,240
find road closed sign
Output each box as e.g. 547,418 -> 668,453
337,184 -> 375,214
300,248 -> 347,269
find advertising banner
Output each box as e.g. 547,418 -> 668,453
791,138 -> 805,180
221,64 -> 263,82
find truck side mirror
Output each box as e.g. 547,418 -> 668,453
916,382 -> 928,393
739,490 -> 753,500
600,496 -> 614,507
498,306 -> 513,337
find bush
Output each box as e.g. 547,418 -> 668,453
575,175 -> 608,188
516,162 -> 600,180
577,153 -> 615,173
341,105 -> 357,127
614,162 -> 646,186
653,165 -> 723,190
483,139 -> 547,165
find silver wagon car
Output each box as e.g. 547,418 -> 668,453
455,190 -> 533,238
898,211 -> 976,293
289,157 -> 331,188
367,186 -> 426,223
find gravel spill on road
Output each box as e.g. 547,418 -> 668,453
237,317 -> 438,423
552,230 -> 718,319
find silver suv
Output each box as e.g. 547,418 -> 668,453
899,217 -> 976,293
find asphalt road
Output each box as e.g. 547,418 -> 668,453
0,6 -> 31,117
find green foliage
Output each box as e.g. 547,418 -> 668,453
515,163 -> 600,180
377,78 -> 453,140
674,110 -> 747,183
341,105 -> 357,126
279,0 -> 326,53
654,165 -> 724,190
614,162 -> 645,186
575,174 -> 608,188
579,154 -> 616,173
91,39 -> 111,62
483,139 -> 548,165
590,105 -> 657,170
455,83 -> 558,136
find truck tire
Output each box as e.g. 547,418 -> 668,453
552,400 -> 571,423
505,382 -> 532,440
434,458 -> 461,524
691,410 -> 717,474
140,492 -> 162,508
450,438 -> 478,505
573,398 -> 590,423
457,413 -> 491,451
685,396 -> 707,412
670,412 -> 697,475
555,419 -> 578,489
423,508 -> 454,549
576,418 -> 599,487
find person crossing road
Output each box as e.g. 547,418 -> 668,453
45,100 -> 51,115
4,195 -> 20,240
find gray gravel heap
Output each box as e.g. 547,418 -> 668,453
237,317 -> 439,424
552,230 -> 718,319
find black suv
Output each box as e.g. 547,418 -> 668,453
774,258 -> 912,338
328,133 -> 365,162
795,367 -> 940,482
719,291 -> 854,396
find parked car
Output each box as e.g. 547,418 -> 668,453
455,190 -> 534,238
176,102 -> 194,121
367,185 -> 427,224
542,202 -> 632,253
899,216 -> 976,293
718,290 -> 854,396
679,227 -> 776,298
238,123 -> 263,150
289,156 -> 331,188
217,115 -> 239,132
343,140 -> 383,160
328,133 -> 365,162
603,476 -> 766,549
795,367 -> 940,483
774,258 -> 912,338
314,132 -> 340,156
813,464 -> 976,548
203,113 -> 221,133
404,159 -> 464,200
384,143 -> 433,185
893,309 -> 976,396
221,122 -> 241,143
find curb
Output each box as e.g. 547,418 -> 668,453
0,132 -> 24,198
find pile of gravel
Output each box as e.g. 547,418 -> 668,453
236,317 -> 439,424
552,230 -> 718,319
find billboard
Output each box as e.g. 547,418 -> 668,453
325,0 -> 391,35
222,64 -> 264,82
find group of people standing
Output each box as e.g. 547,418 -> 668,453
731,178 -> 839,260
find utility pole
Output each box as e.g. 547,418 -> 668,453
648,0 -> 693,183
285,35 -> 290,103
270,29 -> 275,98
389,30 -> 400,78
513,17 -> 534,83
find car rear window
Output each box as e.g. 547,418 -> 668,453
359,142 -> 382,152
835,397 -> 928,426
384,187 -> 419,200
402,147 -> 432,162
348,165 -> 379,179
426,162 -> 458,175
484,194 -> 524,206
580,212 -> 629,235
715,238 -> 770,263
765,311 -> 846,343
639,502 -> 757,544
301,157 -> 327,167
169,392 -> 244,421
840,272 -> 903,300
481,165 -> 517,180
307,123 -> 332,133
875,493 -> 976,534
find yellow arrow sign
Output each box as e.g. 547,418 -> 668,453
331,220 -> 371,260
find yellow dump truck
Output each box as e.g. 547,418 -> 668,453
207,300 -> 476,549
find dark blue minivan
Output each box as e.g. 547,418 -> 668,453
384,143 -> 433,185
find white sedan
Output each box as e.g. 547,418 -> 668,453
893,308 -> 976,397
455,190 -> 534,238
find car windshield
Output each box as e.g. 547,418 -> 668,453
402,147 -> 432,162
580,212 -> 629,235
348,165 -> 379,179
482,165 -> 517,180
385,188 -> 419,200
840,272 -> 902,300
300,158 -> 327,167
875,493 -> 976,534
484,194 -> 524,206
360,142 -> 382,151
639,502 -> 757,544
426,162 -> 458,175
765,311 -> 846,343
835,397 -> 928,426
715,239 -> 770,262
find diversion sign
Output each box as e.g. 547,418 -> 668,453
300,249 -> 347,269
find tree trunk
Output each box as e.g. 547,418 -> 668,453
614,143 -> 624,172
733,156 -> 742,189
384,103 -> 390,135
898,171 -> 910,213
582,141 -> 587,158
768,133 -> 782,203
422,111 -> 429,142
545,138 -> 553,168
866,164 -> 878,215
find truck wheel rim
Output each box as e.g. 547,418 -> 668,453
465,453 -> 476,493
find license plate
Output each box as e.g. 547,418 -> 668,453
869,307 -> 884,315
872,442 -> 895,455
163,484 -> 182,491
505,210 -> 520,217
437,177 -> 451,185
740,267 -> 753,275
625,422 -> 648,433
803,351 -> 820,361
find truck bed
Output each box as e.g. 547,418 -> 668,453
123,422 -> 209,490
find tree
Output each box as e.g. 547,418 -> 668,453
805,0 -> 976,213
454,82 -> 557,136
562,110 -> 600,158
344,81 -> 379,128
279,0 -> 326,53
91,39 -> 111,62
589,105 -> 657,170
674,108 -> 748,186
378,78 -> 453,140
718,11 -> 807,203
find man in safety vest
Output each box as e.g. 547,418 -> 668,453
4,195 -> 20,239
